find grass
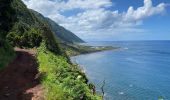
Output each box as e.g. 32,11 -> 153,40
37,43 -> 101,100
0,41 -> 15,69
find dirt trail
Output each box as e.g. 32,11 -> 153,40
0,48 -> 44,100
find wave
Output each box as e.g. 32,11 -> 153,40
125,58 -> 143,63
118,91 -> 124,95
124,47 -> 128,50
129,84 -> 133,87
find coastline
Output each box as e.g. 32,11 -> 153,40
60,42 -> 120,56
71,47 -> 118,56
70,41 -> 170,100
69,45 -> 120,98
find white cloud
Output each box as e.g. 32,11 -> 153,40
124,0 -> 166,21
61,0 -> 112,10
22,0 -> 166,41
23,0 -> 112,13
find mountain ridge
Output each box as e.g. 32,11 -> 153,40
31,9 -> 85,43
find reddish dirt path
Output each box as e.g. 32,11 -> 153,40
0,48 -> 44,100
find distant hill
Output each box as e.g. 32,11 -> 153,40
31,10 -> 85,43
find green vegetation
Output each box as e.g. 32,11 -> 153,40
5,0 -> 43,48
37,43 -> 101,100
0,0 -> 107,99
32,10 -> 85,43
0,0 -> 16,69
7,26 -> 42,48
0,0 -> 16,37
0,41 -> 15,69
61,43 -> 115,56
5,0 -> 62,54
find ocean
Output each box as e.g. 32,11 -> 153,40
71,41 -> 170,100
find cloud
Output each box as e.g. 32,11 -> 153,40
124,0 -> 166,21
22,0 -> 166,40
23,0 -> 112,13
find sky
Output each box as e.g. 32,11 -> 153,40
22,0 -> 170,41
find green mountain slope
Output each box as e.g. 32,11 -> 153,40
0,0 -> 101,99
6,0 -> 62,54
0,0 -> 16,68
32,10 -> 85,43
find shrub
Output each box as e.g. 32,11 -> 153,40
37,43 -> 101,100
0,40 -> 15,69
6,25 -> 42,48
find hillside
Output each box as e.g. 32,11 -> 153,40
31,10 -> 85,43
0,0 -> 101,100
0,0 -> 16,68
5,0 -> 62,54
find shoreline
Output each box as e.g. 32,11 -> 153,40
71,47 -> 118,56
60,42 -> 120,56
69,45 -> 120,57
69,45 -> 120,99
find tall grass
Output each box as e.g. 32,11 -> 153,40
37,43 -> 101,100
0,41 -> 15,69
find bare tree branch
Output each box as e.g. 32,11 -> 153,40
101,80 -> 105,100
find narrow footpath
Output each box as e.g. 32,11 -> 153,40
0,48 -> 44,100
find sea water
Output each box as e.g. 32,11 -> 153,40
71,41 -> 170,100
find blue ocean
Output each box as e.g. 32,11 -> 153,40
71,41 -> 170,100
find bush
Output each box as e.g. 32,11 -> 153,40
37,43 -> 101,100
6,25 -> 42,48
0,39 -> 15,69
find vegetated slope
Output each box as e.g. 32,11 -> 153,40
37,43 -> 101,100
0,0 -> 16,68
6,0 -> 42,48
31,10 -> 85,43
0,0 -> 101,99
6,0 -> 62,54
46,18 -> 84,43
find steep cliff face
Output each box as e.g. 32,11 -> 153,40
32,10 -> 85,43
5,0 -> 62,54
5,0 -> 84,53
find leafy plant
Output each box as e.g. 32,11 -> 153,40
0,0 -> 16,69
37,43 -> 101,100
0,38 -> 15,69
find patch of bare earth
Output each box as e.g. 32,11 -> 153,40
0,48 -> 44,100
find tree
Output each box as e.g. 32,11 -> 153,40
0,0 -> 16,68
0,0 -> 16,38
